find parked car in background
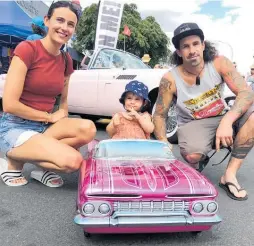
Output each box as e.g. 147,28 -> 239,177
74,139 -> 222,238
67,47 -> 168,118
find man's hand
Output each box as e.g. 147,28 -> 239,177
216,120 -> 234,151
50,109 -> 67,123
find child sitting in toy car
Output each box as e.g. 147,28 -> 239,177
106,80 -> 154,139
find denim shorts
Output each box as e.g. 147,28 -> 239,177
0,112 -> 50,155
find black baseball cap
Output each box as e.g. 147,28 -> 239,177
172,23 -> 204,49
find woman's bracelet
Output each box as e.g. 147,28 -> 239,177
45,112 -> 51,124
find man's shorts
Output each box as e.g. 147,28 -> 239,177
177,104 -> 254,157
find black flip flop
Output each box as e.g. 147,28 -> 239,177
219,182 -> 248,201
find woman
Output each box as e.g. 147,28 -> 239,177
0,1 -> 96,187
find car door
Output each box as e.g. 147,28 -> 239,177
95,49 -> 150,116
97,68 -> 138,116
68,69 -> 99,115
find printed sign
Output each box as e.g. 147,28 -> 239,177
15,0 -> 49,18
94,0 -> 124,50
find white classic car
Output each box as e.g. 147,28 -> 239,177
67,48 -> 169,118
0,48 -> 167,117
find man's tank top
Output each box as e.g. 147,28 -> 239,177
171,62 -> 228,125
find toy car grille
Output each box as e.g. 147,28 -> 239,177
113,201 -> 190,212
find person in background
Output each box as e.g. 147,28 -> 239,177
141,54 -> 151,65
71,0 -> 82,17
26,16 -> 47,41
111,54 -> 124,68
246,64 -> 254,90
247,64 -> 254,82
154,64 -> 162,69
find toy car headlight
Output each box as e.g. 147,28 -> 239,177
82,203 -> 95,214
98,203 -> 110,214
207,202 -> 218,213
193,202 -> 204,213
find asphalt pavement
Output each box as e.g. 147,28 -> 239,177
1,122 -> 254,246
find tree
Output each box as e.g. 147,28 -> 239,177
73,3 -> 171,66
73,3 -> 98,53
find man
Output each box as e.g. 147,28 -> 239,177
153,22 -> 254,201
142,54 -> 151,65
247,64 -> 254,85
111,54 -> 123,68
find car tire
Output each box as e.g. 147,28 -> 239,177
191,231 -> 202,236
80,114 -> 101,122
225,96 -> 235,107
151,98 -> 178,142
84,231 -> 91,238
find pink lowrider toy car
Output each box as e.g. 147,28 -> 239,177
74,139 -> 221,237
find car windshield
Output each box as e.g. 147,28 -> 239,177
94,140 -> 175,160
91,48 -> 149,69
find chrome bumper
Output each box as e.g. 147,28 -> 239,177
74,211 -> 222,228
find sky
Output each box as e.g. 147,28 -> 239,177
45,0 -> 254,74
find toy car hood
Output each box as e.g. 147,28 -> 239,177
81,159 -> 217,198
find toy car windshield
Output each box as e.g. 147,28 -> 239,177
94,139 -> 175,160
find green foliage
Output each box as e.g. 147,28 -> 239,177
73,3 -> 171,66
73,3 -> 98,52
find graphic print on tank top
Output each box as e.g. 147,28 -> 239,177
183,84 -> 227,119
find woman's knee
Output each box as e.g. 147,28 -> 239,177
62,151 -> 83,173
79,120 -> 97,141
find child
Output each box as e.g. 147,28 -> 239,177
106,80 -> 154,139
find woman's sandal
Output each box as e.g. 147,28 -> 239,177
30,170 -> 64,188
0,170 -> 28,187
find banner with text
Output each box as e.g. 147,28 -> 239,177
94,0 -> 124,50
15,0 -> 49,18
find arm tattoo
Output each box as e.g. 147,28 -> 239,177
153,77 -> 172,141
231,91 -> 254,115
231,138 -> 254,159
222,57 -> 254,117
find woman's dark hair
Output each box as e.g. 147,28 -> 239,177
170,41 -> 218,66
32,24 -> 46,37
47,1 -> 81,21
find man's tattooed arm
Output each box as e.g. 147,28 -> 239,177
218,56 -> 254,123
153,74 -> 175,142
